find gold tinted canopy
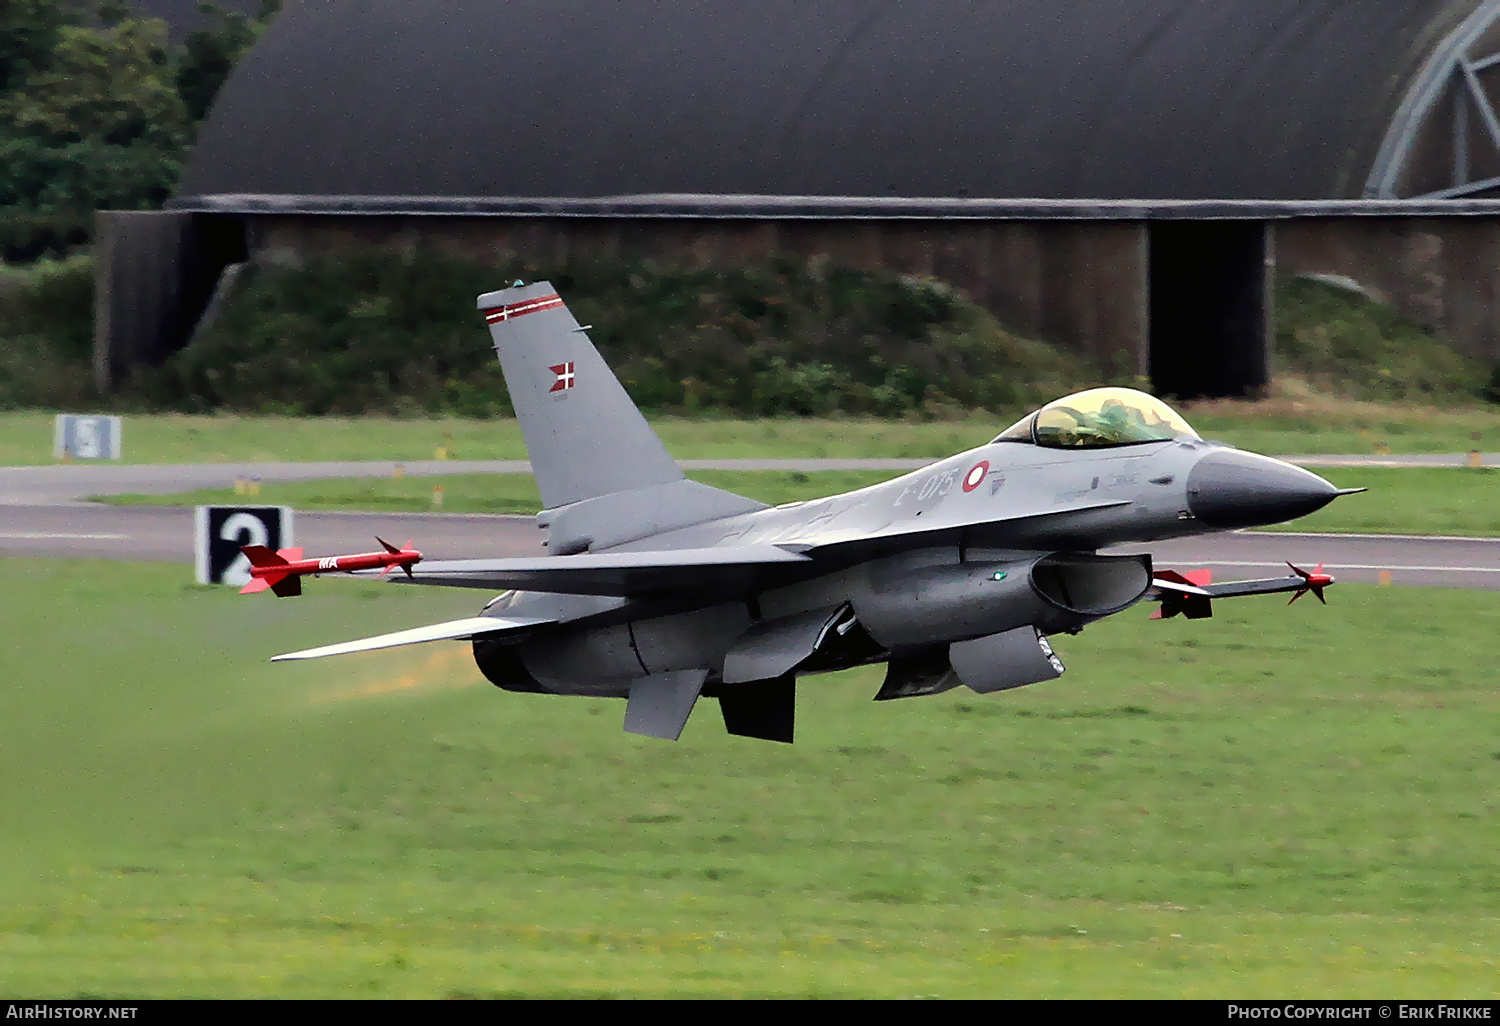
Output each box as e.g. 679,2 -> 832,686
995,388 -> 1199,448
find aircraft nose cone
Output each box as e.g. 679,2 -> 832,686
1186,450 -> 1339,529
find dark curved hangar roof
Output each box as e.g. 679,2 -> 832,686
126,0 -> 263,38
173,0 -> 1500,209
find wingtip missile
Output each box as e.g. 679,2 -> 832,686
1150,561 -> 1337,618
1286,561 -> 1333,605
238,538 -> 423,596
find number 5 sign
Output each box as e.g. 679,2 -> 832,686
195,506 -> 295,586
54,414 -> 122,459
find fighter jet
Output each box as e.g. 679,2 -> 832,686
268,281 -> 1362,743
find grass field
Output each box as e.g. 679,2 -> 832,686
97,465 -> 1500,538
8,396 -> 1500,466
2,560 -> 1497,997
1258,467 -> 1500,537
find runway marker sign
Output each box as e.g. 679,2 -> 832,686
54,415 -> 122,460
195,506 -> 294,586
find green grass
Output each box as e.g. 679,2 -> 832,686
96,465 -> 1500,538
0,411 -> 997,465
9,401 -> 1500,467
2,561 -> 1498,997
1257,467 -> 1500,537
1275,277 -> 1489,405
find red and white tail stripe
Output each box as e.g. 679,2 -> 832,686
483,293 -> 564,324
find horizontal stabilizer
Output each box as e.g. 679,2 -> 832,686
391,545 -> 813,596
271,615 -> 552,662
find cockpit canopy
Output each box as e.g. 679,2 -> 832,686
994,387 -> 1199,449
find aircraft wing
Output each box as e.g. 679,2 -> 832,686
375,502 -> 1131,599
271,615 -> 552,661
795,499 -> 1135,564
388,544 -> 814,597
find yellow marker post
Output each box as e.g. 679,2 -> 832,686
233,477 -> 246,495
432,484 -> 444,508
1378,570 -> 1393,586
392,464 -> 405,480
248,478 -> 261,497
435,446 -> 448,461
1470,450 -> 1483,468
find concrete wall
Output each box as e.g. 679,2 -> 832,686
1276,217 -> 1500,362
94,211 -> 248,391
93,211 -> 194,392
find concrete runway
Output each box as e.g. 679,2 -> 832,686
3,456 -> 1497,591
0,503 -> 543,562
4,502 -> 1499,591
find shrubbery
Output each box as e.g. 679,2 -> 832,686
139,251 -> 1090,418
6,251 -> 1499,416
1275,276 -> 1490,404
0,253 -> 95,408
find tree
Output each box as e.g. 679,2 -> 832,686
176,1 -> 281,122
0,1 -> 83,93
0,1 -> 282,260
1,11 -> 190,259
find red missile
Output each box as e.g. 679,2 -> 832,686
239,537 -> 422,597
1286,561 -> 1332,604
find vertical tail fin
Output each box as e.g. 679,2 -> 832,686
479,282 -> 684,510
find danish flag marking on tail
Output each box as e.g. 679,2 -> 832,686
482,293 -> 564,324
549,362 -> 577,392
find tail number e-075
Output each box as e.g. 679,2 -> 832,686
894,468 -> 961,508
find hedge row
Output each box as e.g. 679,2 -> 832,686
139,251 -> 1091,418
3,251 -> 1497,415
1274,277 -> 1491,405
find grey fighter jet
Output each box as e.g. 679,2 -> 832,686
267,282 -> 1362,743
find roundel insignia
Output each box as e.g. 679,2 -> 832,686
962,460 -> 990,493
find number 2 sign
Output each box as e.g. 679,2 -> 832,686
194,506 -> 294,586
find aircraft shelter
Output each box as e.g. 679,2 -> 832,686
98,0 -> 1500,398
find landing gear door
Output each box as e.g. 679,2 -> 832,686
949,626 -> 1065,694
722,604 -> 852,684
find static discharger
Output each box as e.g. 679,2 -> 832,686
239,538 -> 423,597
